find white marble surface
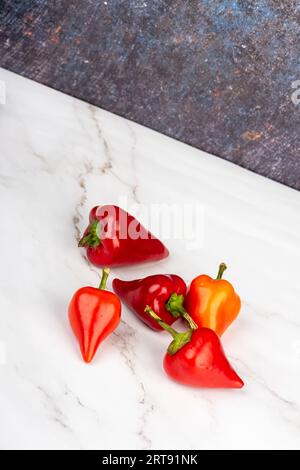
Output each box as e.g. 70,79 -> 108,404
0,68 -> 300,450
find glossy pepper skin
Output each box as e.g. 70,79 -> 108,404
68,268 -> 121,363
145,307 -> 244,389
113,274 -> 197,331
79,205 -> 169,267
186,263 -> 241,336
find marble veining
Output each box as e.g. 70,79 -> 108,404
0,68 -> 300,450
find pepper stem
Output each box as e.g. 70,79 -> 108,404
145,306 -> 193,355
216,262 -> 227,280
145,306 -> 178,337
166,293 -> 198,330
78,219 -> 101,248
99,267 -> 110,290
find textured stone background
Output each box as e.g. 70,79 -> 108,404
0,1 -> 299,189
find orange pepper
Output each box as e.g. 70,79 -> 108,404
185,263 -> 241,336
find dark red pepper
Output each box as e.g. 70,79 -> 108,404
113,274 -> 197,331
79,205 -> 169,267
145,306 -> 244,389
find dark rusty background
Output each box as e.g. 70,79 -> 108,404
0,1 -> 299,190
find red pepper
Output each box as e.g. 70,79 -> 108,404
145,306 -> 244,389
79,205 -> 169,267
113,274 -> 197,331
68,268 -> 121,363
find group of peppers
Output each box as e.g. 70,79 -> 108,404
69,205 -> 244,389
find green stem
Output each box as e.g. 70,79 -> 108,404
144,306 -> 178,337
78,219 -> 101,248
181,310 -> 198,330
216,262 -> 227,280
145,306 -> 193,355
99,267 -> 110,290
166,293 -> 198,330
